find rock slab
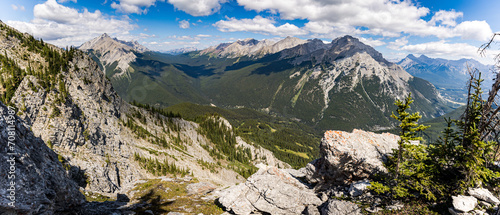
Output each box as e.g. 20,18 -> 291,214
218,165 -> 322,215
468,188 -> 500,205
321,199 -> 362,215
452,195 -> 478,213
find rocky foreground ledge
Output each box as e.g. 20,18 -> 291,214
218,129 -> 400,215
4,111 -> 500,215
216,129 -> 500,215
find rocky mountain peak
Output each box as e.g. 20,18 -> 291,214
78,33 -> 149,77
398,54 -> 419,68
101,33 -> 110,38
271,36 -> 307,52
199,36 -> 308,58
331,35 -> 358,44
165,47 -> 198,55
406,54 -> 418,60
328,35 -> 389,65
279,35 -> 390,66
417,54 -> 432,60
237,38 -> 259,46
280,36 -> 306,44
79,33 -> 149,53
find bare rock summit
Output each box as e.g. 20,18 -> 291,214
79,33 -> 149,77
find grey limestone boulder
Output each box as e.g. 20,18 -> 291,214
218,164 -> 322,215
452,195 -> 478,213
468,188 -> 500,206
321,199 -> 362,215
306,129 -> 399,187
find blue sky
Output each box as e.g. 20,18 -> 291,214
1,0 -> 499,64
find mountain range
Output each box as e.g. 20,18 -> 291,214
80,34 -> 454,131
0,21 -> 307,213
398,54 -> 494,103
0,20 -> 472,214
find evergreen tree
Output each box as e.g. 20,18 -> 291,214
371,93 -> 444,201
451,72 -> 499,191
390,93 -> 429,179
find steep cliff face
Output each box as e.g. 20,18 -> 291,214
0,21 -> 287,197
0,101 -> 85,214
10,52 -> 146,193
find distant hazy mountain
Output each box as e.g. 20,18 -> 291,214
83,35 -> 453,131
398,54 -> 494,103
79,33 -> 149,78
165,47 -> 198,55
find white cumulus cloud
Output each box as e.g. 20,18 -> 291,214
399,40 -> 481,60
179,20 -> 190,29
214,16 -> 307,36
453,21 -> 493,41
111,0 -> 164,14
6,0 -> 136,47
430,10 -> 463,27
11,5 -> 26,11
359,37 -> 386,47
168,0 -> 227,16
234,0 -> 493,41
387,37 -> 409,50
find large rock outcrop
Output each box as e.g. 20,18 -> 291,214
218,129 -> 401,214
218,164 -> 322,215
0,101 -> 85,214
306,129 -> 399,188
